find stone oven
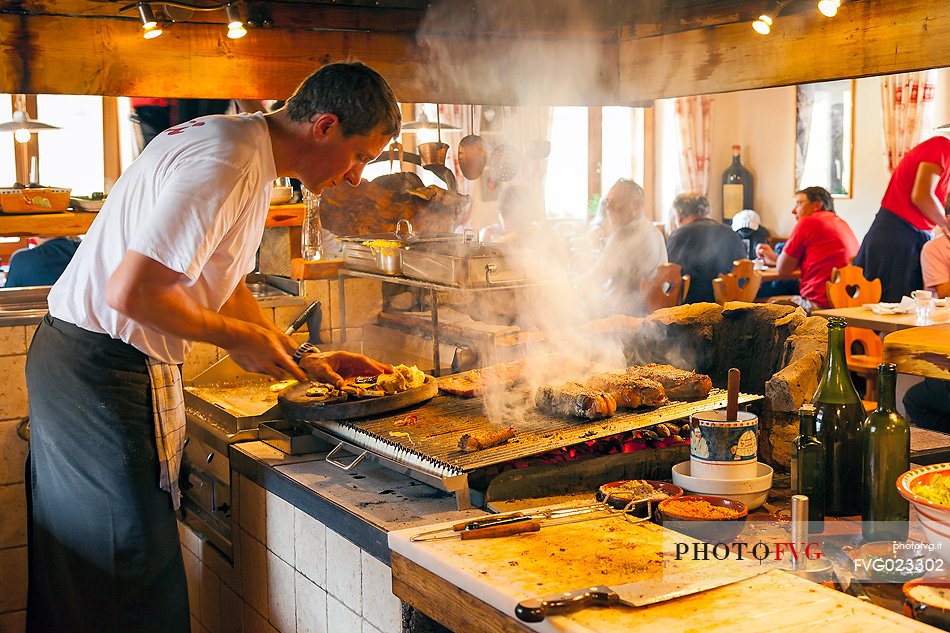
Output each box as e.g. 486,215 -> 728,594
620,301 -> 827,472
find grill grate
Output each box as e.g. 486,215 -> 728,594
304,388 -> 762,474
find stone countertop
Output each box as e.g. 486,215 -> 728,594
229,441 -> 488,564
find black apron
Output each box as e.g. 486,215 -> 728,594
854,208 -> 931,303
25,315 -> 189,633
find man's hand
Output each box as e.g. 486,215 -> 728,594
299,351 -> 392,387
755,243 -> 777,265
226,325 -> 308,381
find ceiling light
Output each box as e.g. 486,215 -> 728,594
752,15 -> 773,35
0,105 -> 61,145
137,2 -> 157,29
226,4 -> 246,38
818,0 -> 842,17
752,0 -> 793,35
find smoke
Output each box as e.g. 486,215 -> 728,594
409,1 -> 685,426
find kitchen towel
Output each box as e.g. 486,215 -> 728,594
146,359 -> 186,510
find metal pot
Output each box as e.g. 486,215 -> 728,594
418,142 -> 449,168
458,105 -> 488,180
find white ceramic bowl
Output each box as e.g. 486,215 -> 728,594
671,460 -> 773,510
270,186 -> 293,205
898,463 -> 950,564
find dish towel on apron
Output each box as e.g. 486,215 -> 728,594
146,359 -> 186,510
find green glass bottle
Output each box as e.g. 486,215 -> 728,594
862,363 -> 910,541
794,404 -> 825,529
813,317 -> 865,517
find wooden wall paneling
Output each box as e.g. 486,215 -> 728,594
618,0 -> 950,102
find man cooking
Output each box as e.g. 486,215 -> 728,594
755,186 -> 858,313
587,178 -> 667,316
25,62 -> 399,633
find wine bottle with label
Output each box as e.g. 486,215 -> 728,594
862,363 -> 910,541
812,317 -> 865,517
722,144 -> 754,221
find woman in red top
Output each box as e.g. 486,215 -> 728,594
854,134 -> 950,302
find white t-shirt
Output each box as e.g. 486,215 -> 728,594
49,113 -> 276,363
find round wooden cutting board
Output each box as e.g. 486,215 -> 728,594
279,375 -> 438,421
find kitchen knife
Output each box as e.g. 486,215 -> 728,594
515,562 -> 773,621
821,542 -> 871,602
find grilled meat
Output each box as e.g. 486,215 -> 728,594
535,382 -> 617,419
587,372 -> 668,408
625,363 -> 713,401
438,360 -> 526,398
458,427 -> 516,453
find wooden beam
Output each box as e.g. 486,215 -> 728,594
587,107 -> 602,204
0,211 -> 97,237
101,96 -> 120,193
0,14 -> 619,105
619,0 -> 950,102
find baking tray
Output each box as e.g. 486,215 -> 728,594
401,242 -> 527,287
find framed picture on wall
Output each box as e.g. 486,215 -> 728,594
795,79 -> 855,198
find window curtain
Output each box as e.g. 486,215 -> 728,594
881,71 -> 937,174
673,95 -> 713,194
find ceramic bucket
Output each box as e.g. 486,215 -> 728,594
689,410 -> 758,480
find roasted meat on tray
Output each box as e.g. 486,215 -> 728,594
625,363 -> 713,401
535,382 -> 617,419
586,372 -> 668,408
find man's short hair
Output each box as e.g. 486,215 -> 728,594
672,192 -> 710,220
612,178 -> 645,209
797,186 -> 835,212
286,61 -> 401,138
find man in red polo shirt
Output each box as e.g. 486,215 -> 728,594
755,186 -> 859,313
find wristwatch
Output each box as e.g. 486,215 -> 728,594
293,342 -> 320,364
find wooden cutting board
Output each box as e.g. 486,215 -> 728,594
389,515 -> 937,632
279,375 -> 437,421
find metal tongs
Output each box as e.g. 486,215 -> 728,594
410,493 -> 655,542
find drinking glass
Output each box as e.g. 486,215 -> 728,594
912,289 -> 933,324
301,188 -> 323,261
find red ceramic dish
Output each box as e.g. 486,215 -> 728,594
656,495 -> 749,542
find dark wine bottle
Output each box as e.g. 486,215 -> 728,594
795,404 -> 825,530
812,317 -> 865,517
722,144 -> 754,221
862,363 -> 910,541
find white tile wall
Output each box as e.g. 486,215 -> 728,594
185,476 -> 406,633
361,552 -> 402,633
294,509 -> 327,588
295,573 -> 328,633
267,551 -> 296,632
326,529 -> 362,615
327,595 -> 362,633
266,492 -> 296,565
240,528 -> 270,618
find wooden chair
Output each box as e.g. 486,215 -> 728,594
640,263 -> 690,313
825,265 -> 884,402
712,259 -> 762,304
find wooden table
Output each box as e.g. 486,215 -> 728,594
758,265 -> 800,282
813,306 -> 950,334
390,515 -> 937,632
883,323 -> 950,381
